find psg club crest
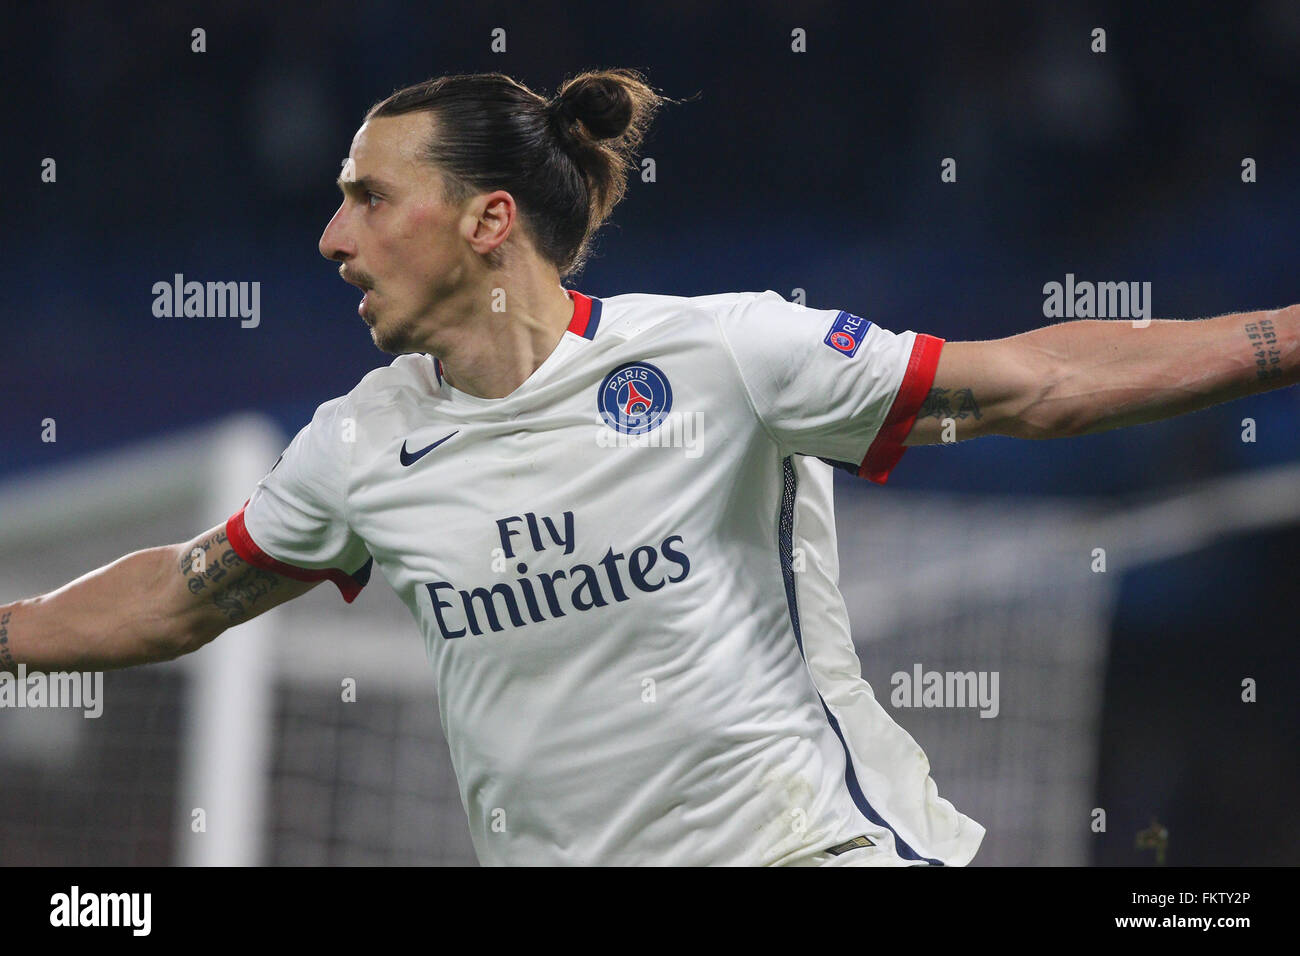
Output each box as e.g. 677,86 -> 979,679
597,361 -> 673,435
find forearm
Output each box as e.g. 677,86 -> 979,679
0,546 -> 190,674
1029,304 -> 1300,437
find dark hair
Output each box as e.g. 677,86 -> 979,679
367,69 -> 668,279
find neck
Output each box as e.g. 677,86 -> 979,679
430,270 -> 575,399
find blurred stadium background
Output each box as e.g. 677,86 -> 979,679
2,0 -> 1299,865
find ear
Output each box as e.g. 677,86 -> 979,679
464,189 -> 517,256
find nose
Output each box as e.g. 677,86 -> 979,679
318,202 -> 353,261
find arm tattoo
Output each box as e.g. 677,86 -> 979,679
0,610 -> 15,673
1243,318 -> 1283,382
917,387 -> 982,421
211,566 -> 283,623
179,528 -> 229,575
177,527 -> 283,624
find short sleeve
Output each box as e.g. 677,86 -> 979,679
715,290 -> 944,484
225,396 -> 373,602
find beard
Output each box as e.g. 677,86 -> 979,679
365,273 -> 458,355
367,307 -> 422,355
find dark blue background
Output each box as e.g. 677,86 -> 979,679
3,0 -> 1298,863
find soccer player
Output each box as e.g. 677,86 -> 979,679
3,69 -> 1296,866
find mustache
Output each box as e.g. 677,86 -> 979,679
339,265 -> 374,289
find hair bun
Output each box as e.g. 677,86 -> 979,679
551,74 -> 634,141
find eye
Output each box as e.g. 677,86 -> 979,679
366,191 -> 381,209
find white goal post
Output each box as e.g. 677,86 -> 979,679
0,416 -> 283,865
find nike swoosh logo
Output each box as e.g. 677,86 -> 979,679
400,431 -> 459,466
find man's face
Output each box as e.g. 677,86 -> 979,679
319,113 -> 467,354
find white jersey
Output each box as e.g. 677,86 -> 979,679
226,288 -> 985,866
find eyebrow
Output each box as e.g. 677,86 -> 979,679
336,174 -> 394,196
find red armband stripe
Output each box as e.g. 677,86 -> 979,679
226,501 -> 367,603
858,333 -> 945,485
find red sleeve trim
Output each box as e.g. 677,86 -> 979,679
226,501 -> 366,603
858,333 -> 946,485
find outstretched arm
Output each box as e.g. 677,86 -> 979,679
903,305 -> 1300,444
0,521 -> 319,673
